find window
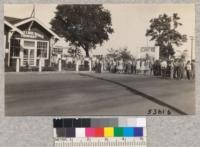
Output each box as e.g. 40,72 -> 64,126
24,41 -> 35,47
37,41 -> 48,58
10,39 -> 20,57
53,48 -> 63,54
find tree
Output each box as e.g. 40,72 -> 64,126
107,47 -> 132,62
118,47 -> 132,62
68,45 -> 82,58
51,5 -> 114,57
107,48 -> 119,60
146,13 -> 187,59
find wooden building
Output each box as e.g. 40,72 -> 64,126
4,16 -> 60,69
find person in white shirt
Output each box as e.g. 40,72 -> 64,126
161,60 -> 167,79
186,60 -> 191,80
136,59 -> 141,74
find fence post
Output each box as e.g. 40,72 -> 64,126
39,58 -> 42,72
76,59 -> 79,72
89,59 -> 92,72
58,59 -> 62,72
16,58 -> 20,72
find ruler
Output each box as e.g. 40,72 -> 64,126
54,137 -> 146,147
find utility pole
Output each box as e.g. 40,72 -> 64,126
190,36 -> 194,60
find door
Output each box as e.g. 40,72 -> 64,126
23,49 -> 36,66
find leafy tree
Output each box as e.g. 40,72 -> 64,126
146,13 -> 187,59
51,5 -> 114,57
107,47 -> 132,62
118,47 -> 132,61
68,45 -> 82,58
107,48 -> 119,60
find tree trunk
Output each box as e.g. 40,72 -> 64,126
85,50 -> 89,57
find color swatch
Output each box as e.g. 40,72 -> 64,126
53,118 -> 146,138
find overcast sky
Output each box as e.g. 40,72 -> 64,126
4,4 -> 195,58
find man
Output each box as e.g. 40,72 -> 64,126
161,59 -> 167,79
179,59 -> 185,79
186,61 -> 191,80
169,60 -> 174,80
191,60 -> 195,79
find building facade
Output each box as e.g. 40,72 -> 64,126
4,16 -> 60,69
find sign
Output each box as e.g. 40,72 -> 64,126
140,47 -> 155,52
22,31 -> 44,39
139,47 -> 159,60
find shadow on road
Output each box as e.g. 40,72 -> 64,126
79,73 -> 187,115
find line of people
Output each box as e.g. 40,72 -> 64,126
98,58 -> 195,80
160,59 -> 195,80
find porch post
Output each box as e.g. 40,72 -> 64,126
58,59 -> 62,72
39,58 -> 42,72
7,31 -> 13,67
20,51 -> 23,66
16,58 -> 20,72
89,59 -> 92,72
76,59 -> 79,72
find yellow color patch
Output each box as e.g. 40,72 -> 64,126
104,127 -> 114,137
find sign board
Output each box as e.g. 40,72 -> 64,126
22,31 -> 44,39
139,47 -> 159,60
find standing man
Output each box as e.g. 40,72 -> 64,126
186,61 -> 191,80
170,60 -> 174,80
161,59 -> 167,79
179,59 -> 185,79
191,60 -> 195,79
136,59 -> 141,74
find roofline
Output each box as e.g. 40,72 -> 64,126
14,17 -> 60,39
4,20 -> 24,35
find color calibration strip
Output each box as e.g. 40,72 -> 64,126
53,118 -> 146,138
53,118 -> 146,147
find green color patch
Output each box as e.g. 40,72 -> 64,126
114,127 -> 123,137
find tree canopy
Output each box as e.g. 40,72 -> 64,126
51,5 -> 114,57
146,13 -> 187,59
107,47 -> 133,62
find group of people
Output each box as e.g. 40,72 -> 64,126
159,59 -> 195,80
93,58 -> 195,80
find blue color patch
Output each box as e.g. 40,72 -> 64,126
134,127 -> 143,137
123,127 -> 134,137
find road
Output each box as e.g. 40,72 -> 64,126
5,72 -> 195,116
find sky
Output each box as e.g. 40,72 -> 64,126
4,4 -> 195,59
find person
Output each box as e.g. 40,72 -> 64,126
179,59 -> 185,79
132,59 -> 137,74
169,60 -> 174,80
191,60 -> 195,79
186,60 -> 191,80
176,59 -> 182,80
161,59 -> 167,79
118,60 -> 123,74
136,59 -> 141,74
141,59 -> 145,75
149,59 -> 154,77
126,61 -> 132,74
173,59 -> 179,79
145,60 -> 150,76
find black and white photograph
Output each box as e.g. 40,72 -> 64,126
4,4 -> 195,116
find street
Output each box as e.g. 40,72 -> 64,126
5,72 -> 195,116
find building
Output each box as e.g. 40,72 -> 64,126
4,16 -> 60,69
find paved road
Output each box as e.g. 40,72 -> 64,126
5,72 -> 195,116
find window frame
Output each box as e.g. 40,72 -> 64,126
36,40 -> 49,59
10,38 -> 21,58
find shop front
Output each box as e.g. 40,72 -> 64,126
4,16 -> 60,71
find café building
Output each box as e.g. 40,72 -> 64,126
4,16 -> 60,69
